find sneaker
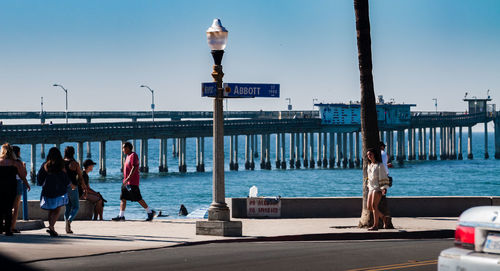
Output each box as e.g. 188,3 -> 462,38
111,216 -> 125,221
146,210 -> 156,221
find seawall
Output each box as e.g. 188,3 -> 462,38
230,196 -> 500,218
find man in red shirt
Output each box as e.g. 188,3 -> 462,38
112,142 -> 155,221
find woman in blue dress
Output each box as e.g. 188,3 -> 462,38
38,147 -> 70,237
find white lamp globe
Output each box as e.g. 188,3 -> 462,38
207,19 -> 228,51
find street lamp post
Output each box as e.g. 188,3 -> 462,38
40,96 -> 45,124
140,85 -> 155,121
312,98 -> 318,110
53,84 -> 68,123
432,98 -> 438,113
285,98 -> 292,110
196,18 -> 242,237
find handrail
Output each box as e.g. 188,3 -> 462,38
0,110 -> 320,120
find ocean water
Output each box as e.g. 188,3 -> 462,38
16,131 -> 500,220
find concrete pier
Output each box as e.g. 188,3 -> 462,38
3,109 -> 498,175
99,141 -> 106,176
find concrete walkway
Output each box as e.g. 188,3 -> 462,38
0,217 -> 457,264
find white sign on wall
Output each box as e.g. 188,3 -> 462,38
247,197 -> 281,218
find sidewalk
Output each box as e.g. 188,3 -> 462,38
0,217 -> 457,263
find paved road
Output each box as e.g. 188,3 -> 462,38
25,239 -> 453,271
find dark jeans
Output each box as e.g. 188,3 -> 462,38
0,181 -> 17,232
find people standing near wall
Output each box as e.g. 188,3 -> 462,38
80,159 -> 105,220
112,142 -> 155,221
63,146 -> 87,234
366,148 -> 390,231
38,147 -> 70,237
0,143 -> 28,236
11,146 -> 31,233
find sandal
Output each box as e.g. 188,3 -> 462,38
46,229 -> 58,237
11,229 -> 20,233
368,226 -> 378,231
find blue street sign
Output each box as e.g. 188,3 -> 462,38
201,82 -> 280,98
201,82 -> 218,97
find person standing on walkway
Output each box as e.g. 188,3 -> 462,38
112,142 -> 155,221
379,142 -> 389,173
80,159 -> 105,220
38,147 -> 70,237
379,141 -> 393,192
63,146 -> 87,234
11,146 -> 31,233
0,143 -> 28,236
366,148 -> 390,231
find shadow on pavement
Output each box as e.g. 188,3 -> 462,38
0,253 -> 38,271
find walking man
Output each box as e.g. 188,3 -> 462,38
112,142 -> 155,221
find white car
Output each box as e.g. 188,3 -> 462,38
438,206 -> 500,271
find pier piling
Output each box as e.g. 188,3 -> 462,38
468,126 -> 473,159
458,127 -> 463,160
281,133 -> 286,169
485,122 -> 489,159
30,143 -> 36,181
329,133 -> 335,168
289,133 -> 295,169
99,141 -> 106,176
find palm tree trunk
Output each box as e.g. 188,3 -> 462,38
354,0 -> 382,227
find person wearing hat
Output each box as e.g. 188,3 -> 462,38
80,159 -> 105,220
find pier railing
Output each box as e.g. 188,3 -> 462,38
0,118 -> 322,144
0,110 -> 319,121
411,112 -> 489,127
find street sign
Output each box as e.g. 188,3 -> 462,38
201,82 -> 280,98
201,82 -> 218,97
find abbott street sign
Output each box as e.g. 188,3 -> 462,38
201,82 -> 280,98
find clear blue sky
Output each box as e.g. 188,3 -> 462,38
1,0 -> 499,113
